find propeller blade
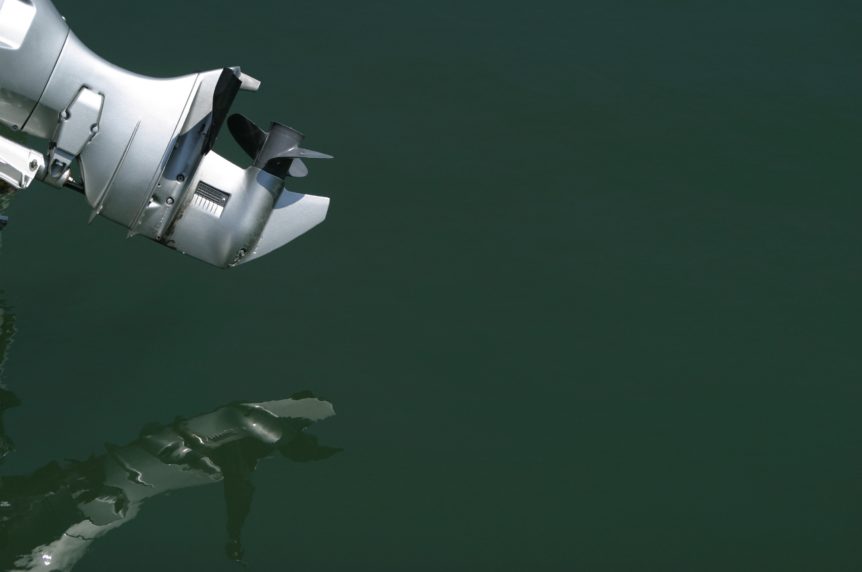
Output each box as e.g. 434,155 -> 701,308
227,113 -> 267,159
296,148 -> 333,160
262,157 -> 306,179
288,158 -> 308,178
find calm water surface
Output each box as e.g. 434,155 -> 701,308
0,1 -> 860,570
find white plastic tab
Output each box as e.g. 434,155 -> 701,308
0,134 -> 44,190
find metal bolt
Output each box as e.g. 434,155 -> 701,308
176,174 -> 185,182
29,160 -> 37,171
166,197 -> 175,205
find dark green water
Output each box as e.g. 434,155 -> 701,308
1,0 -> 860,570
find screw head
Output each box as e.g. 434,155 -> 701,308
29,160 -> 38,171
166,197 -> 175,205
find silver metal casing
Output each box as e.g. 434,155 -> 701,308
0,0 -> 331,268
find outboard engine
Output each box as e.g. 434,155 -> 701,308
0,0 -> 331,267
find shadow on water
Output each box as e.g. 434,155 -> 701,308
0,190 -> 341,571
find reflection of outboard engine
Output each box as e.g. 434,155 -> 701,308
1,190 -> 20,461
0,0 -> 331,267
0,294 -> 18,463
0,393 -> 340,571
0,182 -> 12,234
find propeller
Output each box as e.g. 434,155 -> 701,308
227,113 -> 332,179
